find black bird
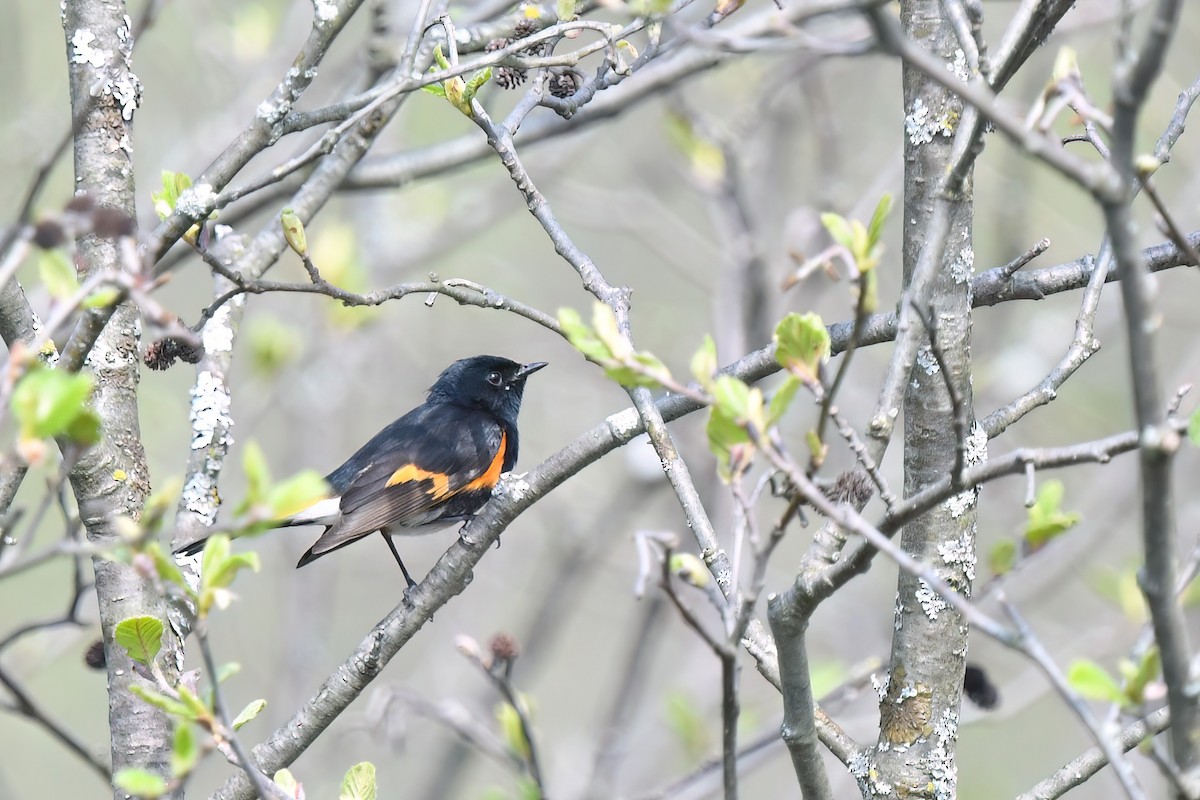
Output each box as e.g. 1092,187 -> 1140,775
176,355 -> 546,586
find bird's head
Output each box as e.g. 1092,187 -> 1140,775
428,355 -> 547,422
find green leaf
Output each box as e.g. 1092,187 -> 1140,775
603,365 -> 662,388
146,542 -> 188,593
171,722 -> 199,777
805,429 -> 826,466
38,249 -> 81,299
556,0 -> 576,21
198,532 -> 257,617
1067,659 -> 1123,704
421,82 -> 447,98
130,685 -> 195,720
65,409 -> 101,446
516,777 -> 542,800
274,769 -> 305,799
1023,480 -> 1081,549
265,471 -> 329,519
175,683 -> 212,721
432,44 -> 451,70
1123,647 -> 1160,706
557,307 -> 611,363
200,534 -> 232,585
820,213 -> 854,251
809,661 -> 847,700
152,170 -> 193,219
1182,573 -> 1200,607
605,352 -> 672,389
496,700 -> 531,759
664,691 -> 709,761
232,698 -> 267,731
11,366 -> 95,440
850,220 -> 869,264
464,67 -> 493,100
711,375 -> 751,421
766,375 -> 802,427
988,538 -> 1017,576
114,616 -> 164,666
205,551 -> 261,594
1189,406 -> 1200,446
867,193 -> 894,251
1090,565 -> 1147,622
311,223 -> 380,330
774,313 -> 830,384
859,266 -> 879,312
142,478 -> 183,531
340,762 -> 377,800
82,287 -> 122,308
668,553 -> 710,588
707,405 -> 752,483
745,386 -> 766,436
113,768 -> 168,798
690,335 -> 718,389
241,442 -> 272,509
591,302 -> 631,360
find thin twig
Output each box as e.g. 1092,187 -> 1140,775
196,627 -> 284,800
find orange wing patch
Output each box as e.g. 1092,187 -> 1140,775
385,432 -> 506,499
461,432 -> 506,493
385,464 -> 451,499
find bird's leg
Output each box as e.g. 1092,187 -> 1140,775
380,532 -> 417,589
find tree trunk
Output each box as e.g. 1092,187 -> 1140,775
62,1 -> 178,794
870,2 -> 978,796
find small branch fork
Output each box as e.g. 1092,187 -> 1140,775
457,635 -> 547,797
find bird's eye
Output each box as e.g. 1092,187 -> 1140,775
486,371 -> 503,387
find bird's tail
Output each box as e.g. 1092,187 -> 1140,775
172,517 -> 313,558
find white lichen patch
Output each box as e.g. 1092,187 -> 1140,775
915,578 -> 948,621
944,489 -> 974,519
606,408 -> 640,439
915,346 -> 941,376
964,422 -> 988,466
947,48 -> 969,82
181,470 -> 220,525
924,707 -> 960,800
313,0 -> 338,22
495,471 -> 531,501
72,26 -> 143,125
176,183 -> 217,218
108,75 -> 141,121
950,244 -> 974,284
905,97 -> 956,145
849,750 -> 895,797
189,371 -> 233,450
938,533 -> 976,583
872,671 -> 891,701
71,29 -> 110,68
117,15 -> 133,45
257,99 -> 289,125
945,423 -> 988,518
201,300 -> 241,354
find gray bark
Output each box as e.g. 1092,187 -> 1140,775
61,1 -> 177,793
869,1 -> 977,796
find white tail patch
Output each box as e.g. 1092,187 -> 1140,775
286,496 -> 342,526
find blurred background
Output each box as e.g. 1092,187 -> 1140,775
1,0 -> 1199,797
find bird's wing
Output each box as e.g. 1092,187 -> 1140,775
298,404 -> 506,562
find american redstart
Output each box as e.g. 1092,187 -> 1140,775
176,355 -> 546,587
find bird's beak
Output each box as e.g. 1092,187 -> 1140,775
516,361 -> 548,379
